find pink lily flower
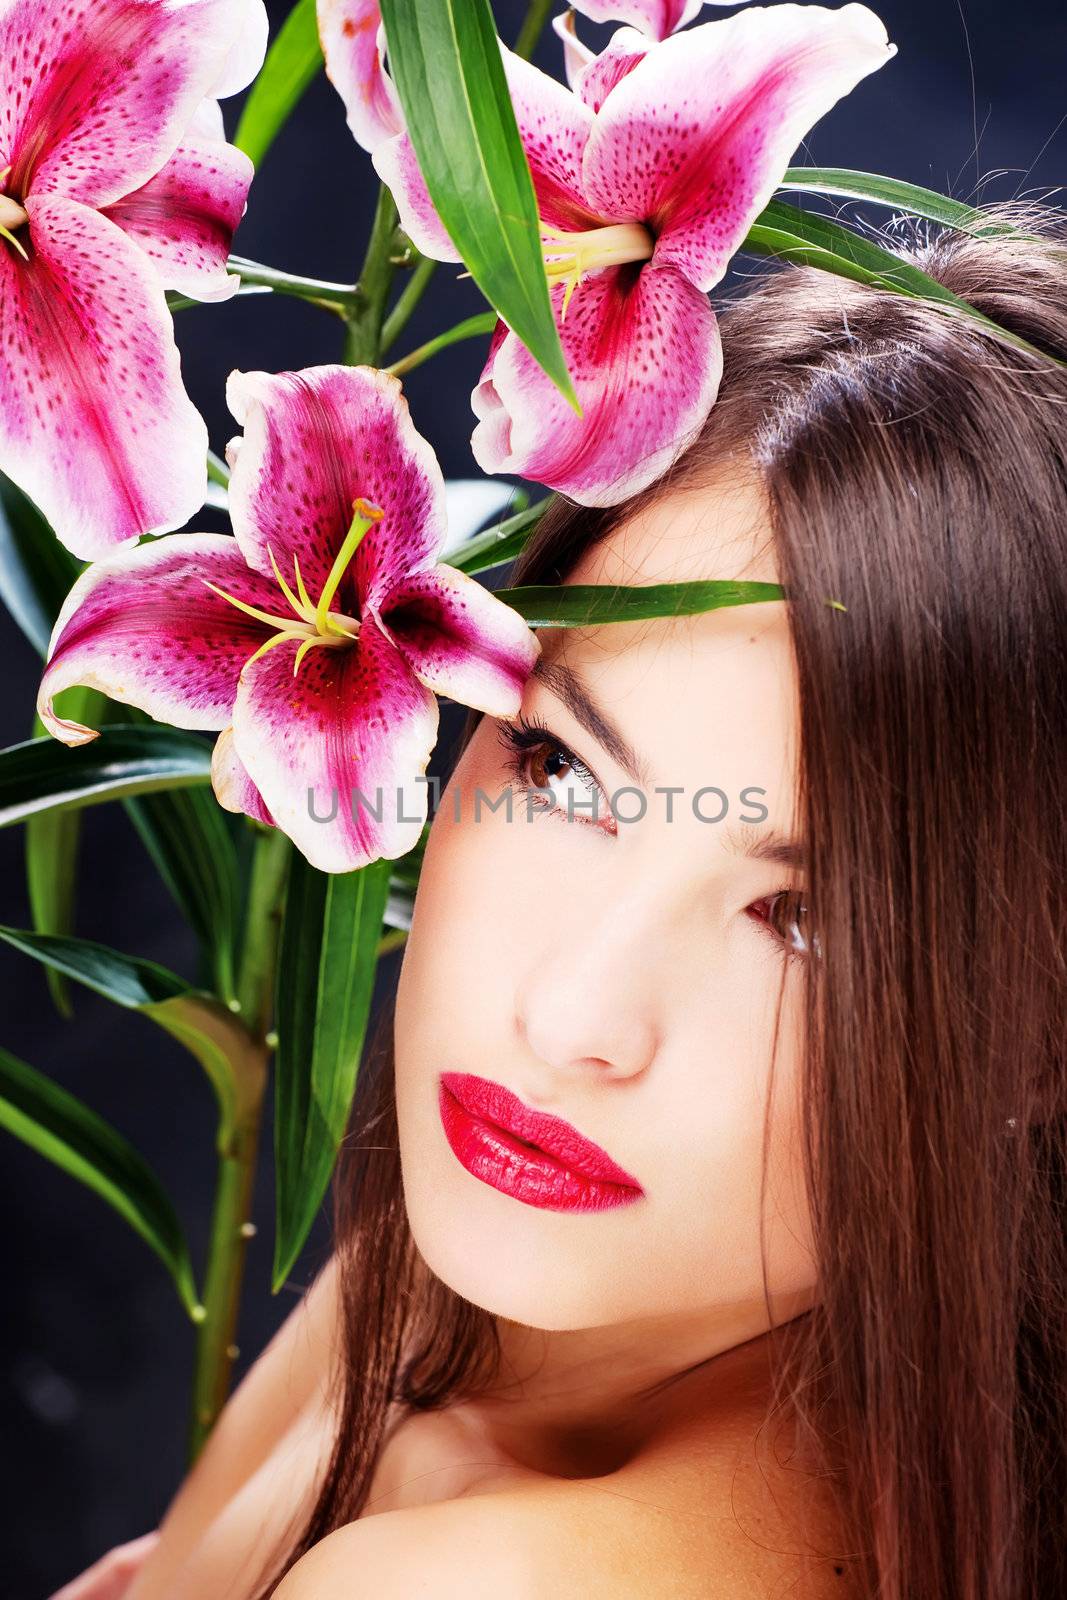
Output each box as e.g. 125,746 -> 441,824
317,0 -> 401,153
371,3 -> 896,507
0,0 -> 268,561
35,365 -> 542,875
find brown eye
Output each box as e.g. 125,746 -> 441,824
524,741 -> 572,790
755,890 -> 815,959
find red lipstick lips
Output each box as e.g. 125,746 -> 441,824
438,1071 -> 644,1213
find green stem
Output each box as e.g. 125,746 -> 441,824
206,449 -> 230,489
186,1072 -> 265,1462
185,825 -> 291,1464
380,254 -> 438,355
226,255 -> 363,317
343,183 -> 401,366
514,0 -> 554,60
385,312 -> 498,379
234,825 -> 292,1037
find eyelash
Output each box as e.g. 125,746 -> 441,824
495,715 -> 812,964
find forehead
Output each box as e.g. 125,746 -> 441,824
571,468 -> 780,589
531,471 -> 799,805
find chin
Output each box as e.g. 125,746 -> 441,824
399,1167 -> 630,1331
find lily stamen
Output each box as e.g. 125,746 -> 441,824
203,497 -> 385,680
0,191 -> 29,261
539,220 -> 655,319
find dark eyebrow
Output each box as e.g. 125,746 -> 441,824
721,823 -> 808,872
531,657 -> 651,789
531,657 -> 807,871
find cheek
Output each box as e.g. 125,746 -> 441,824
631,1027 -> 816,1316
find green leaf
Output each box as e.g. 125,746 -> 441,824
123,786 -> 241,1007
0,725 -> 214,828
378,0 -> 579,413
234,0 -> 323,170
0,924 -> 189,1006
272,854 -> 391,1290
494,579 -> 786,628
0,924 -> 262,1153
743,199 -> 1067,370
26,686 -> 112,1020
0,471 -> 83,657
0,1042 -> 201,1317
444,497 -> 551,574
778,168 -> 1020,235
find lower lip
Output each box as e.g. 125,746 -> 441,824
437,1083 -> 643,1213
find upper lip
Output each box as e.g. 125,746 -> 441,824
439,1071 -> 643,1191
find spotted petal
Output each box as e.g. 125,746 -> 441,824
230,617 -> 440,873
318,0 -> 403,152
101,111 -> 254,302
471,263 -> 721,507
1,194 -> 209,559
569,0 -> 704,42
377,563 -> 541,717
568,26 -> 649,114
36,531 -> 285,744
225,364 -> 448,618
582,3 -> 897,293
0,0 -> 263,209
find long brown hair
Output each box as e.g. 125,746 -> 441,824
254,199 -> 1067,1598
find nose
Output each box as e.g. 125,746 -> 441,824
513,889 -> 661,1085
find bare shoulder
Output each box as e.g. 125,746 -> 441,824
271,1461 -> 857,1600
271,1477 -> 706,1600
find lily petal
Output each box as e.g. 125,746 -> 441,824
231,617 -> 440,873
582,3 -> 897,293
569,0 -> 704,40
36,531 -> 282,744
318,0 -> 403,152
101,123 -> 253,302
212,0 -> 270,97
2,0 -> 263,209
1,194 -> 208,559
551,11 -> 595,91
225,365 -> 448,616
211,725 -> 276,826
376,564 -> 541,717
471,264 -> 722,507
371,130 -> 463,262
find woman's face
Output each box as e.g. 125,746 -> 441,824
394,469 -> 817,1351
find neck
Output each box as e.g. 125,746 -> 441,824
454,1294 -> 814,1479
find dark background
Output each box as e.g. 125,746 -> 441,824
2,1 -> 1063,1591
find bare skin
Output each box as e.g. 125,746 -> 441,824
110,468 -> 853,1598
